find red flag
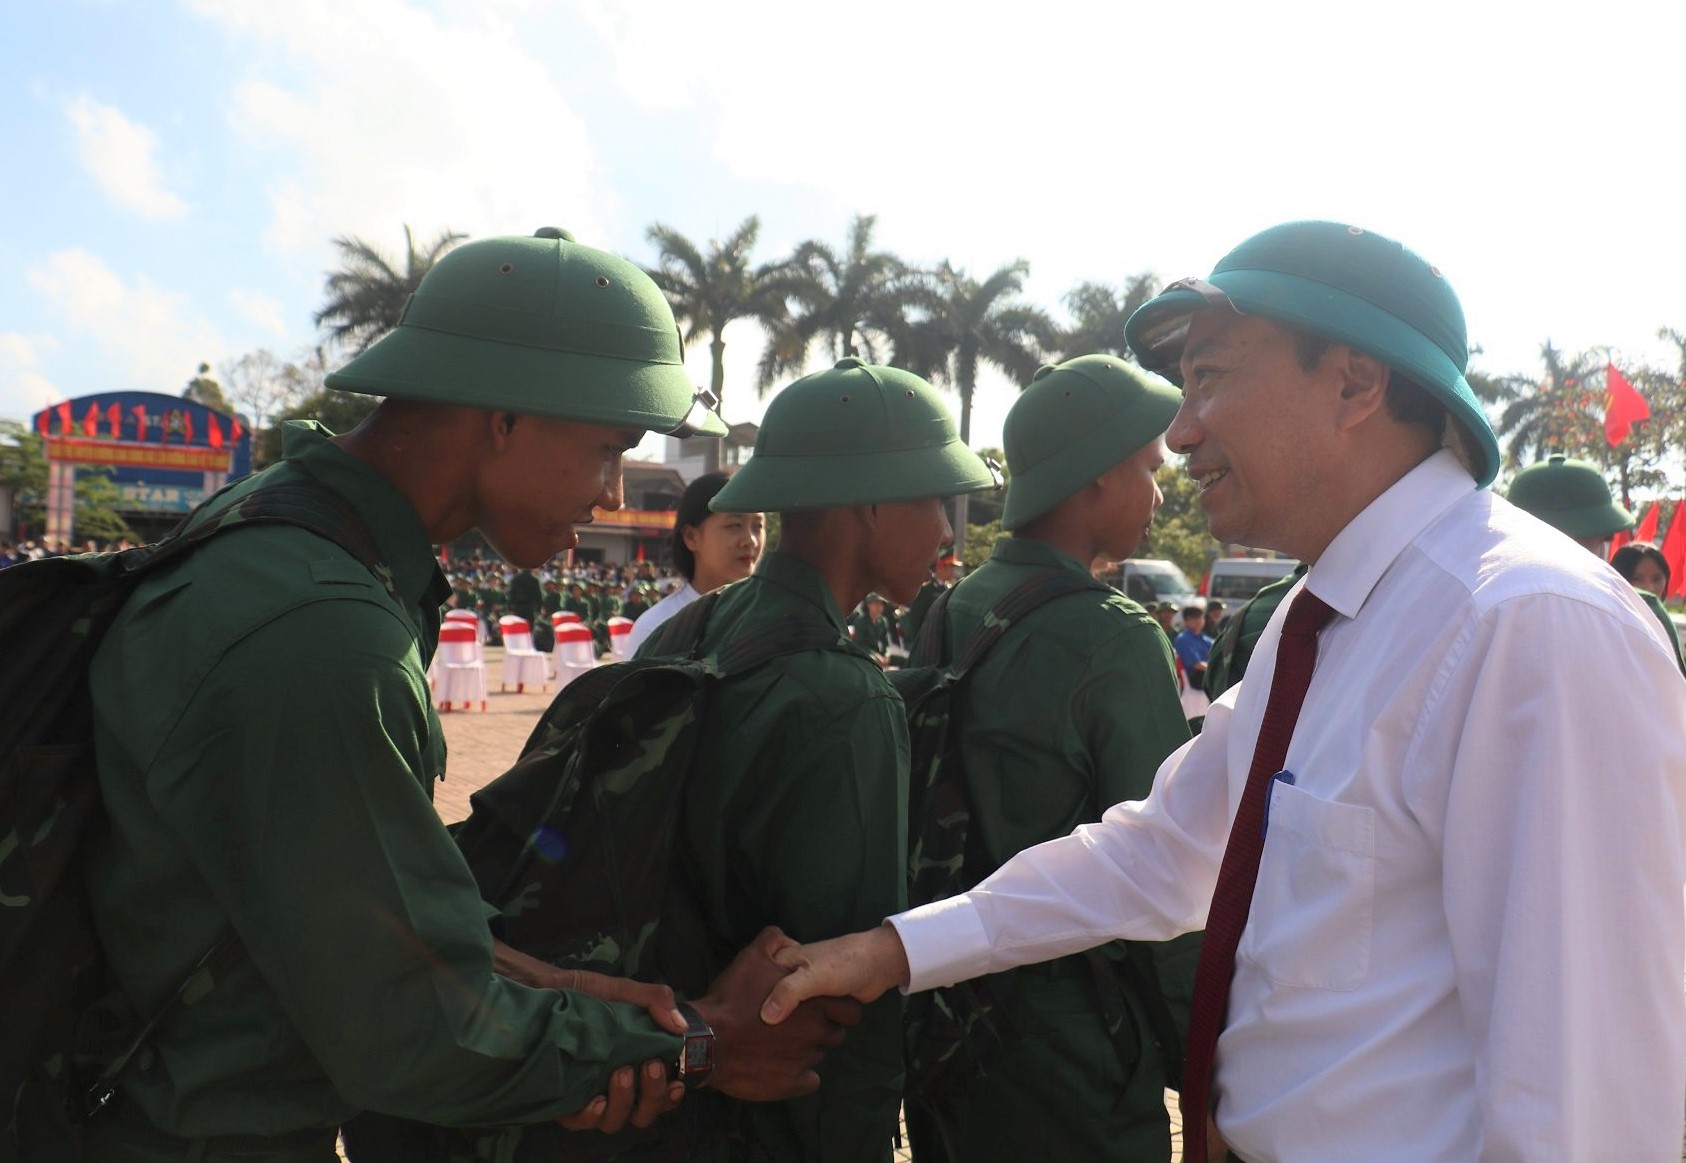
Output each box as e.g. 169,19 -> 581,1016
207,414 -> 224,449
1604,363 -> 1650,447
182,411 -> 194,443
34,409 -> 48,436
230,417 -> 245,442
1634,502 -> 1661,545
132,405 -> 148,440
57,400 -> 72,435
1607,528 -> 1632,561
106,402 -> 121,439
1660,501 -> 1686,600
82,402 -> 99,437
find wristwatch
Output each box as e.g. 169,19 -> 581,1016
674,1002 -> 715,1088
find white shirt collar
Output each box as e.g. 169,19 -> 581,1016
1307,449 -> 1479,622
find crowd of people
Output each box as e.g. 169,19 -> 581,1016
8,219 -> 1685,1163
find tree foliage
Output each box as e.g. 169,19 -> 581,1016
0,419 -> 133,542
254,389 -> 380,468
891,260 -> 1056,446
757,214 -> 918,392
645,216 -> 795,472
1138,462 -> 1223,583
314,224 -> 466,355
182,362 -> 232,413
1058,274 -> 1159,360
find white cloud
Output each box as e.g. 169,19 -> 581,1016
0,332 -> 64,419
27,250 -> 227,394
229,288 -> 291,338
64,95 -> 189,220
187,0 -> 616,265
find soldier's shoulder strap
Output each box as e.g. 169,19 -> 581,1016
947,570 -> 1111,680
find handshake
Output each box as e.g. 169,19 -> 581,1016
504,924 -> 910,1133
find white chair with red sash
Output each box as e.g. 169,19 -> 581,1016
435,621 -> 487,712
497,615 -> 549,693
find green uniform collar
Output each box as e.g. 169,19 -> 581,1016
993,535 -> 1094,579
751,551 -> 850,633
281,421 -> 451,617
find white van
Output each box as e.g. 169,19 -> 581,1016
1095,558 -> 1199,611
1204,557 -> 1301,603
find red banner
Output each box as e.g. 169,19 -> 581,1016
43,436 -> 230,472
1604,364 -> 1650,447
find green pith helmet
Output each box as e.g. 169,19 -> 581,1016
1506,454 -> 1634,540
324,228 -> 727,438
711,358 -> 999,512
1124,220 -> 1501,488
1001,354 -> 1182,532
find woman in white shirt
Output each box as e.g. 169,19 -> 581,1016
627,472 -> 766,654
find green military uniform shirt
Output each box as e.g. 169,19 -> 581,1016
642,553 -> 906,1163
1639,590 -> 1686,677
898,579 -> 948,649
1202,563 -> 1307,703
506,569 -> 542,622
910,536 -> 1195,1163
85,423 -> 677,1159
848,609 -> 893,658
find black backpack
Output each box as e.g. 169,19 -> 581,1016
888,572 -> 1187,1102
343,591 -> 866,1163
0,478 -> 392,1163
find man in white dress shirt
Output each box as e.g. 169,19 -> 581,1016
759,221 -> 1686,1162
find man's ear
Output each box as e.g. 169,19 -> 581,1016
486,409 -> 520,448
1333,349 -> 1390,431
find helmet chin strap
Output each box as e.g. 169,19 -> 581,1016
669,388 -> 722,439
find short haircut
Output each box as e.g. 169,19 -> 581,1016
670,472 -> 732,582
1612,541 -> 1670,590
1182,605 -> 1205,618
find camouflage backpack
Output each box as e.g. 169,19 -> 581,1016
0,478 -> 393,1163
890,570 -> 1186,1101
350,591 -> 862,1163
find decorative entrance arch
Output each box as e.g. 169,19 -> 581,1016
31,391 -> 251,544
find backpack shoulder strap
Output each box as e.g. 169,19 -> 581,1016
948,570 -> 1110,680
118,477 -> 395,603
906,584 -> 956,668
648,586 -> 867,678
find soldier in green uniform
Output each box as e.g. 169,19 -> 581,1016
639,357 -> 998,1163
80,230 -> 856,1163
1507,454 -> 1686,674
902,354 -> 1195,1162
849,593 -> 894,665
541,578 -> 564,618
506,566 -> 542,624
563,579 -> 591,624
898,554 -> 960,648
1202,562 -> 1307,704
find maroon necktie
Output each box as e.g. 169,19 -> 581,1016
1181,587 -> 1335,1161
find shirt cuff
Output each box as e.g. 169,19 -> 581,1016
889,895 -> 995,995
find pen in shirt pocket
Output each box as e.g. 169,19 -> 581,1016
1262,769 -> 1295,838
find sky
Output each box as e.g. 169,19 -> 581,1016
3,0 -> 1684,462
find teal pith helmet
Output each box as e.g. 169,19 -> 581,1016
324,228 -> 727,438
1124,220 -> 1501,488
1001,354 -> 1182,532
710,358 -> 999,512
1506,454 -> 1634,540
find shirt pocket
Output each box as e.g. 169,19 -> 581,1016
1237,780 -> 1375,991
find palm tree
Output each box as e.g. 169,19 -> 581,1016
644,216 -> 795,472
890,261 -> 1057,552
756,214 -> 918,393
1493,342 -> 1605,470
892,260 -> 1056,446
314,225 -> 466,355
1058,274 -> 1159,360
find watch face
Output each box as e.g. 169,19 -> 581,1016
683,1033 -> 714,1074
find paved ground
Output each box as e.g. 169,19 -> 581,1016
338,649 -> 1185,1161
